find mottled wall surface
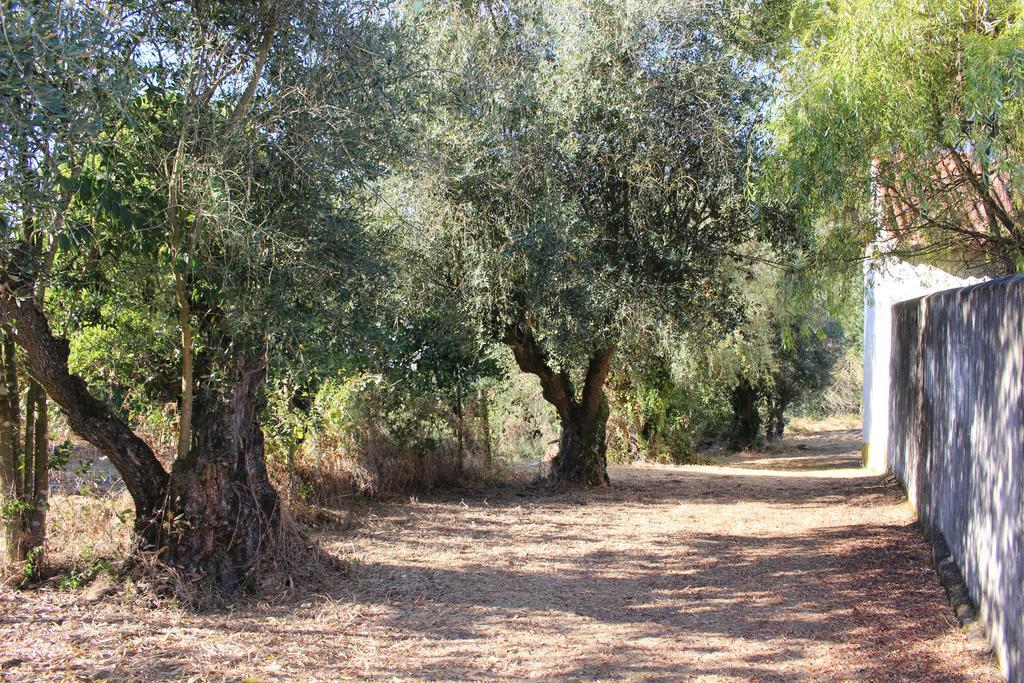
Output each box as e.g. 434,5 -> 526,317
889,274 -> 1024,681
862,257 -> 984,472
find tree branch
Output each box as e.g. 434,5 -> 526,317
0,245 -> 168,529
503,323 -> 576,421
223,2 -> 280,136
944,145 -> 1020,240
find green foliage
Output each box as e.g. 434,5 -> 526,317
486,353 -> 560,461
0,1 -> 138,224
0,497 -> 33,524
605,246 -> 861,456
386,0 -> 781,386
780,318 -> 846,391
607,360 -> 704,464
65,304 -> 179,419
766,0 -> 1024,272
269,372 -> 497,502
312,375 -> 451,455
58,555 -> 113,591
4,0 -> 411,400
20,546 -> 44,585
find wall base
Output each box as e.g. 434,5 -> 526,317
861,443 -> 886,474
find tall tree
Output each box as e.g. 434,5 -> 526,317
0,0 -> 115,570
389,0 -> 776,486
704,251 -> 853,449
767,0 -> 1024,274
0,0 -> 403,588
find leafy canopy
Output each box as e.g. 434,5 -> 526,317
767,0 -> 1024,271
387,0 -> 780,381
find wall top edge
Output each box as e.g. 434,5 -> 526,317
891,272 -> 1024,311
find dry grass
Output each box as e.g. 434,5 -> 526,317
0,429 -> 999,682
787,413 -> 862,435
1,491 -> 134,587
273,415 -> 502,512
45,492 -> 134,570
4,490 -> 339,609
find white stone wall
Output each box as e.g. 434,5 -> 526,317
861,252 -> 986,472
888,276 -> 1024,680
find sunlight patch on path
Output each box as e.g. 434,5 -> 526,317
0,428 -> 1000,682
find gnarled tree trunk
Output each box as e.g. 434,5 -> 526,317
505,324 -> 613,487
730,377 -> 761,451
164,354 -> 280,590
550,397 -> 610,487
0,249 -> 279,589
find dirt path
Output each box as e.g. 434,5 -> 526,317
0,429 -> 999,681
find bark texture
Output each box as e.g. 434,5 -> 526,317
164,354 -> 281,590
505,324 -> 613,487
23,382 -> 48,567
550,397 -> 611,487
0,333 -> 22,562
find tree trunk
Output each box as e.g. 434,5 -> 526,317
0,332 -> 22,563
477,388 -> 492,470
174,269 -> 194,462
764,394 -> 786,442
730,378 -> 761,451
0,264 -> 169,543
504,324 -> 614,488
550,398 -> 610,487
23,382 -> 34,505
163,354 -> 280,591
23,383 -> 48,572
455,378 -> 464,478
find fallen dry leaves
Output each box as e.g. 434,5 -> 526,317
0,429 -> 1000,681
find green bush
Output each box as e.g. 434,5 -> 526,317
269,374 -> 498,504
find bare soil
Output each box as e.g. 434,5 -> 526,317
0,429 -> 1000,681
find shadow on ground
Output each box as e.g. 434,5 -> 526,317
0,428 -> 998,682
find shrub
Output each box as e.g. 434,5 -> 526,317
269,374 -> 499,506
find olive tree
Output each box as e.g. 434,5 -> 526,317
389,0 -> 776,486
0,0 -> 403,588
